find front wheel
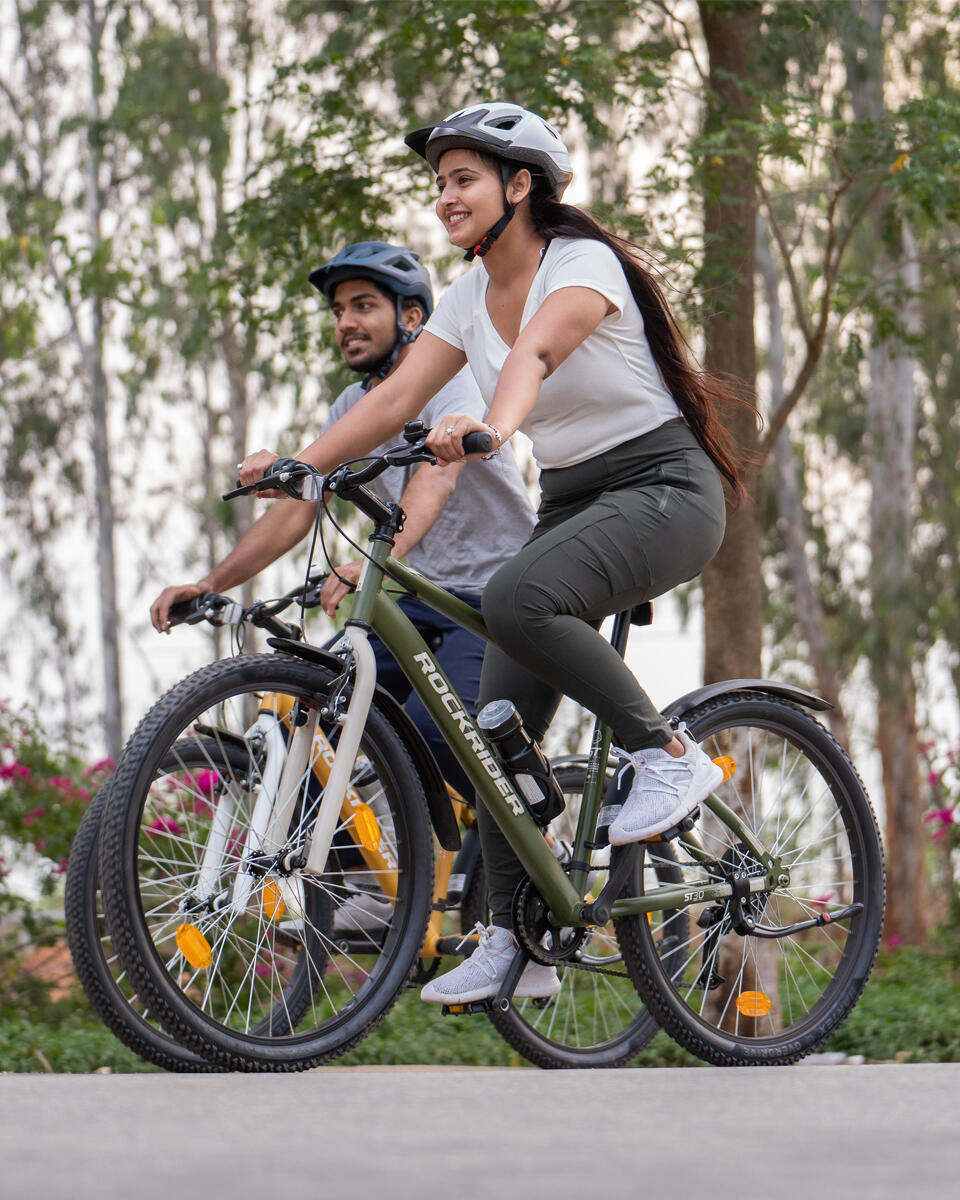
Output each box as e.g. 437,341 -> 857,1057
99,653 -> 434,1072
617,693 -> 885,1066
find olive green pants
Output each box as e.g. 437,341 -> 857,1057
477,419 -> 726,925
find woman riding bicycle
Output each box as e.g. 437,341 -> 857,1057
238,100 -> 745,1005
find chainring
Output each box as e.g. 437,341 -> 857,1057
512,878 -> 588,966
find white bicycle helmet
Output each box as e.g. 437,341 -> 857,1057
405,101 -> 573,200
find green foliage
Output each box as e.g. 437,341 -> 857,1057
0,1013 -> 159,1074
0,702 -> 111,878
825,947 -> 960,1063
0,703 -> 112,1017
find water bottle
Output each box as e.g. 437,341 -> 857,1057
476,699 -> 565,826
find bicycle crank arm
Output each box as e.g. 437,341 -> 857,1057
739,902 -> 864,939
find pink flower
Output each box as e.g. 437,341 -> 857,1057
33,838 -> 46,852
23,806 -> 46,827
887,935 -> 902,948
254,962 -> 273,978
75,787 -> 90,803
0,763 -> 19,780
193,769 -> 220,795
923,808 -> 954,825
146,815 -> 184,837
56,857 -> 69,875
927,771 -> 942,787
810,893 -> 834,907
932,828 -> 951,842
84,757 -> 115,777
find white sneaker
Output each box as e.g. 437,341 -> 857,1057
608,727 -> 723,844
333,891 -> 394,933
420,923 -> 561,1005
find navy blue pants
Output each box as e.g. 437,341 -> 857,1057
370,591 -> 486,800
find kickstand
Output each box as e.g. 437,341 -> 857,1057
493,943 -> 530,1014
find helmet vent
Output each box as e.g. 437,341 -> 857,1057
489,116 -> 521,130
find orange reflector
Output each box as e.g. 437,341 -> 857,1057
262,880 -> 285,921
353,802 -> 381,851
736,990 -> 772,1018
713,755 -> 737,781
176,923 -> 212,970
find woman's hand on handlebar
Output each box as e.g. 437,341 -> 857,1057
426,414 -> 492,463
151,583 -> 203,633
320,561 -> 362,617
237,449 -> 286,498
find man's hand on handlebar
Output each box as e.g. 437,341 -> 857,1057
320,561 -> 362,617
237,449 -> 284,496
151,583 -> 204,633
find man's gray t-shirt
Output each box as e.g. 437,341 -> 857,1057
321,370 -> 535,591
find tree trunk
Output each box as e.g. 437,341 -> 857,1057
868,218 -> 924,941
758,217 -> 851,748
697,1 -> 763,684
849,1 -> 926,942
86,0 -> 122,759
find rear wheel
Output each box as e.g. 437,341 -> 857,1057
618,693 -> 885,1065
66,769 -> 222,1072
99,653 -> 434,1071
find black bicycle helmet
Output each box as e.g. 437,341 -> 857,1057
405,102 -> 572,260
309,242 -> 434,385
309,241 -> 434,318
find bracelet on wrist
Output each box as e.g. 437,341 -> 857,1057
482,423 -> 503,461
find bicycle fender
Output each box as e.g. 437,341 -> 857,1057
661,678 -> 832,721
267,637 -> 461,851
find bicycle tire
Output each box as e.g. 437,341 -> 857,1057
99,652 -> 434,1071
66,770 -> 221,1072
464,767 -> 687,1069
617,692 -> 885,1066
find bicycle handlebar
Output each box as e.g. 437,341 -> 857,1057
167,572 -> 329,639
220,423 -> 493,504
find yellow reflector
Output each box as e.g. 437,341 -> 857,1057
713,755 -> 737,781
353,802 -> 381,851
262,880 -> 285,921
176,923 -> 212,970
736,990 -> 772,1018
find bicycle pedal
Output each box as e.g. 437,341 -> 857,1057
441,1000 -> 493,1017
646,807 -> 700,843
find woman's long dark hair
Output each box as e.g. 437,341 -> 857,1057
515,168 -> 753,504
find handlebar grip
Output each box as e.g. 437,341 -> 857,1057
462,431 -> 493,455
168,593 -> 220,626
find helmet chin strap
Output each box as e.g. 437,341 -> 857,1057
359,298 -> 420,391
463,163 -> 517,263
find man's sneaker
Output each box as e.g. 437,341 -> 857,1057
608,727 -> 723,845
420,923 -> 561,1004
333,891 -> 394,933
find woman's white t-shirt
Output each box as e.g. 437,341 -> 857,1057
424,236 -> 681,469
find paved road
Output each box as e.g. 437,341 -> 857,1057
0,1063 -> 952,1199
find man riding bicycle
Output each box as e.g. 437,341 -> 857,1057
150,240 -> 534,820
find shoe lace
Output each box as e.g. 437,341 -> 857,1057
612,745 -> 647,789
454,922 -> 503,980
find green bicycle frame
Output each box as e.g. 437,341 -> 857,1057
345,538 -> 772,927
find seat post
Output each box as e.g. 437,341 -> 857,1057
610,610 -> 631,660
